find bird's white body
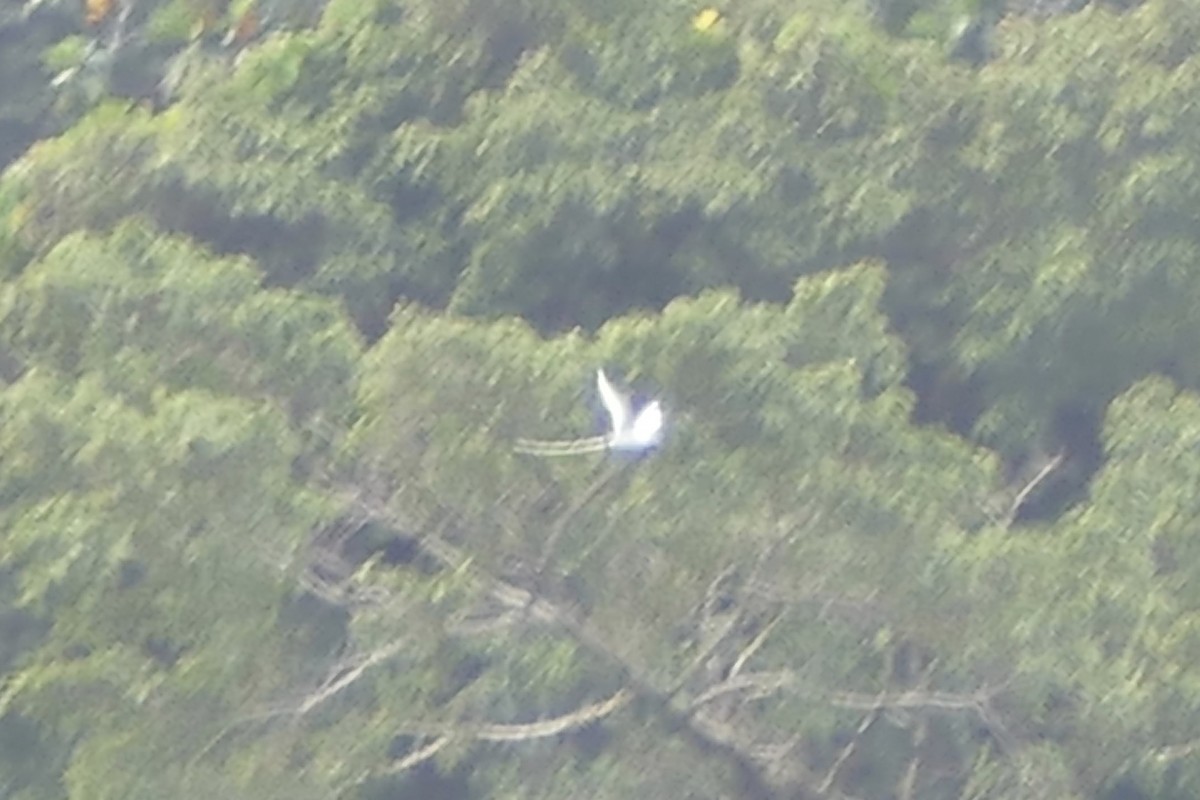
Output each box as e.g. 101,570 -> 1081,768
515,369 -> 664,456
596,368 -> 663,451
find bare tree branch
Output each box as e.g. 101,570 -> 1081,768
688,671 -> 796,712
1006,451 -> 1064,526
898,715 -> 928,800
688,667 -> 1015,758
819,703 -> 880,794
729,609 -> 786,679
296,642 -> 407,715
667,612 -> 743,698
381,735 -> 452,775
1154,738 -> 1200,764
321,477 -> 927,799
190,640 -> 409,766
470,687 -> 633,741
830,688 -> 986,712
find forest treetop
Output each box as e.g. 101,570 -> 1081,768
3,1 -> 1200,799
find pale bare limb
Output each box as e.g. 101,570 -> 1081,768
296,642 -> 407,715
380,735 -> 452,775
819,703 -> 881,794
662,565 -> 748,698
446,609 -> 526,637
688,667 -> 1014,756
471,687 -> 633,741
701,563 -> 740,620
1006,451 -> 1065,526
1154,738 -> 1200,764
892,655 -> 937,800
666,612 -> 743,698
830,689 -> 983,711
322,477 -> 882,798
375,687 -> 633,745
897,715 -> 928,800
356,688 -> 631,782
729,609 -> 786,679
190,640 -> 408,766
688,671 -> 796,711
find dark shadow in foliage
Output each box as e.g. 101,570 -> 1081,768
359,759 -> 472,800
948,15 -> 995,67
904,359 -> 987,438
0,117 -> 42,174
142,635 -> 186,669
879,222 -> 990,439
153,182 -> 326,288
498,210 -> 699,335
0,5 -> 77,169
1102,778 -> 1152,800
116,558 -> 146,590
343,523 -> 444,577
0,712 -> 66,797
1102,772 -> 1195,800
1010,403 -> 1104,525
0,341 -> 27,383
138,179 -> 433,341
63,642 -> 92,660
0,609 -> 50,674
0,566 -> 50,674
428,648 -> 490,707
277,591 -> 352,668
624,693 -> 778,800
565,719 -> 613,763
558,19 -> 738,112
109,42 -> 181,105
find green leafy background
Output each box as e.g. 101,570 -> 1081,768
1,0 -> 1198,798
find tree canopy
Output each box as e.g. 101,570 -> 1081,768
2,0 -> 1199,798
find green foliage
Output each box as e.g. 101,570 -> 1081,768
344,266 -> 1020,796
0,2 -> 79,169
0,221 -> 363,421
3,0 -> 1200,797
39,36 -> 91,74
560,0 -> 739,110
879,2 -> 1200,455
0,370 -> 337,796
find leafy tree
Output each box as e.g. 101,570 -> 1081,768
883,1 -> 1200,467
0,220 -> 363,422
0,372 -> 337,800
0,0 -> 79,169
3,2 -> 1200,796
328,264 -> 1022,798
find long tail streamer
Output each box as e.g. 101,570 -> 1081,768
514,436 -> 610,456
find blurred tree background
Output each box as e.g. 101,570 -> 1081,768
2,0 -> 1200,798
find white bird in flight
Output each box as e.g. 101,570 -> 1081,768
515,369 -> 664,457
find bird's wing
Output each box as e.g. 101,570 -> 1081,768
629,401 -> 664,446
596,369 -> 630,434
